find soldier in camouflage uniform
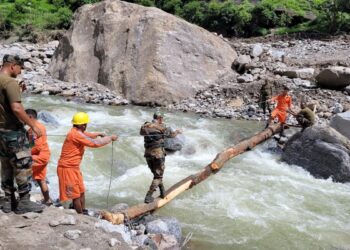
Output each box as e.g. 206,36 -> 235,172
140,111 -> 181,203
0,55 -> 43,214
259,79 -> 274,115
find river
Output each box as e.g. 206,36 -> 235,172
24,95 -> 350,250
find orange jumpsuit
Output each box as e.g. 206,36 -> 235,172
270,94 -> 292,123
57,128 -> 111,202
29,120 -> 51,180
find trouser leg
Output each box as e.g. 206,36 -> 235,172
145,157 -> 165,203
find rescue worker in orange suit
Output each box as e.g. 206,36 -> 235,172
267,85 -> 293,136
140,111 -> 181,203
57,112 -> 117,214
26,109 -> 52,206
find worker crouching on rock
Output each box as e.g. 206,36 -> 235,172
140,111 -> 181,203
291,102 -> 316,131
57,112 -> 117,214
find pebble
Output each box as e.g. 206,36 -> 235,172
64,230 -> 82,240
109,238 -> 121,247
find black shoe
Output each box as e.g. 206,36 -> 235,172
0,197 -> 12,213
159,184 -> 166,199
14,193 -> 44,214
144,192 -> 154,204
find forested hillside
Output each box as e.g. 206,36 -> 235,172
1,0 -> 350,41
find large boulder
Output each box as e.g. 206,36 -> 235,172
330,111 -> 350,139
282,125 -> 350,183
49,0 -> 237,105
275,68 -> 315,79
316,67 -> 350,89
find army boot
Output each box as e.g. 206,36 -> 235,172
14,193 -> 44,214
0,196 -> 12,213
159,184 -> 166,199
144,190 -> 154,204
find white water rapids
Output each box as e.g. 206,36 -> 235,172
24,95 -> 350,250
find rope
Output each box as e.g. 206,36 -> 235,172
106,141 -> 114,209
181,231 -> 193,247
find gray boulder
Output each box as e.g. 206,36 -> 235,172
38,111 -> 59,126
316,67 -> 350,89
143,215 -> 182,243
275,68 -> 314,79
282,125 -> 350,183
164,134 -> 185,152
251,44 -> 263,58
49,0 -> 237,105
330,111 -> 350,139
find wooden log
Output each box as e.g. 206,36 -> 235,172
101,123 -> 282,224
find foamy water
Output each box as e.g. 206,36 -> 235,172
24,95 -> 350,250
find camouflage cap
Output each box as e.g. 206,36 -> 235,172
2,54 -> 24,67
153,109 -> 164,119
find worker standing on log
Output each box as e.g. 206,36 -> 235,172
266,85 -> 293,136
140,111 -> 181,203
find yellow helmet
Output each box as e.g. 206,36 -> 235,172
72,112 -> 89,125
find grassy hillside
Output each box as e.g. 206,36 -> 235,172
0,0 -> 349,41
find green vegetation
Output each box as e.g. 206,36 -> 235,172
0,0 -> 350,41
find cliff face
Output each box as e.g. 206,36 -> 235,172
49,0 -> 237,106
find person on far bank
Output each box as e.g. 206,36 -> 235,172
266,85 -> 293,137
140,111 -> 181,203
57,112 -> 117,214
259,78 -> 274,115
26,109 -> 53,206
0,54 -> 44,214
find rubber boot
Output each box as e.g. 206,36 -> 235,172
144,190 -> 154,204
279,126 -> 286,137
1,196 -> 12,213
14,193 -> 44,214
159,184 -> 165,199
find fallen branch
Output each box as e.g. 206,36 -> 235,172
101,123 -> 282,224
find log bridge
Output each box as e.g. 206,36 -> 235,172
101,123 -> 282,224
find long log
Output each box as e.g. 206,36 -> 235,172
101,123 -> 282,224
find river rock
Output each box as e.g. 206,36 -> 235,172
164,134 -> 185,152
148,234 -> 179,250
144,216 -> 182,243
282,125 -> 350,183
330,111 -> 350,139
38,111 -> 59,126
49,0 -> 237,105
316,67 -> 350,88
95,220 -> 132,244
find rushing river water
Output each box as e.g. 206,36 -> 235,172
24,95 -> 350,250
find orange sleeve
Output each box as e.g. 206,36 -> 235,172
73,131 -> 111,148
84,132 -> 100,139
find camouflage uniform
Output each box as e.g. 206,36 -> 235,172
296,107 -> 315,131
0,73 -> 32,197
259,81 -> 274,114
140,120 -> 171,202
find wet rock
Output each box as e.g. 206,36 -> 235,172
38,111 -> 59,126
164,134 -> 185,152
64,230 -> 82,240
330,111 -> 350,139
144,216 -> 182,243
345,85 -> 350,95
148,234 -> 179,250
282,125 -> 350,183
316,67 -> 350,88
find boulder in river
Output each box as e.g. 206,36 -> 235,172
282,125 -> 350,183
330,111 -> 350,139
49,0 -> 237,105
